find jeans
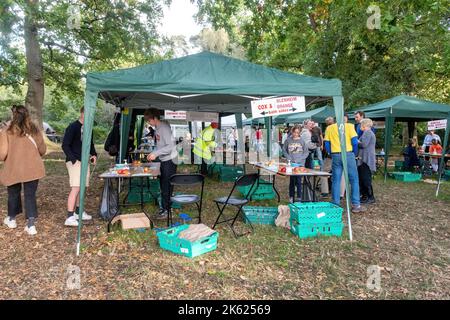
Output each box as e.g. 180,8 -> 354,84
160,160 -> 177,210
358,163 -> 374,199
289,176 -> 302,198
7,180 -> 39,220
331,153 -> 360,206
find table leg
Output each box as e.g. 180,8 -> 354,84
272,175 -> 281,202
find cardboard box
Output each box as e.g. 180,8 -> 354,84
111,213 -> 150,230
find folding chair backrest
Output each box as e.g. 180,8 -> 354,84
235,173 -> 258,187
169,174 -> 204,186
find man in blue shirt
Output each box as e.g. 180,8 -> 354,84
354,111 -> 376,138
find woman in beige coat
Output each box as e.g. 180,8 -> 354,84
0,105 -> 46,235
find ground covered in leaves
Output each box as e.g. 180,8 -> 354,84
0,151 -> 449,300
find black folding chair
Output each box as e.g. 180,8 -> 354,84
168,174 -> 205,227
212,173 -> 258,238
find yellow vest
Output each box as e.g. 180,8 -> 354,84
193,126 -> 217,160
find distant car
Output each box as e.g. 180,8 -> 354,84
43,122 -> 61,143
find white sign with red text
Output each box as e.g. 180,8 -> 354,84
164,110 -> 187,120
427,119 -> 447,130
251,96 -> 306,118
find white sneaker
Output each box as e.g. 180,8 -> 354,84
289,197 -> 294,203
24,225 -> 37,236
74,212 -> 92,221
64,215 -> 79,227
3,216 -> 17,229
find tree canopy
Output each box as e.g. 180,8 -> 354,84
195,0 -> 450,107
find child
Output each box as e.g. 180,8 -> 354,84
429,139 -> 443,173
282,125 -> 309,203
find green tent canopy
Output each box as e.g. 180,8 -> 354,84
351,95 -> 450,191
78,51 -> 354,253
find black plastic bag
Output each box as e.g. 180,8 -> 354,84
99,179 -> 119,221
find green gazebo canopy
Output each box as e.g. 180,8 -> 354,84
77,51 -> 356,253
352,95 -> 450,191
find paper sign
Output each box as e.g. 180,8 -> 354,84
373,121 -> 385,129
164,110 -> 187,120
251,96 -> 306,118
317,212 -> 326,219
186,111 -> 219,123
428,119 -> 447,130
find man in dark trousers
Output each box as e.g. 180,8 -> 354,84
62,106 -> 97,227
144,108 -> 177,219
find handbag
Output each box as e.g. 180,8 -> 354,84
0,130 -> 8,161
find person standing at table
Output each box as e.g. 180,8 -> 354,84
144,108 -> 178,219
324,115 -> 366,213
422,130 -> 441,153
357,119 -> 376,204
282,125 -> 309,203
301,119 -> 317,169
0,105 -> 47,235
62,107 -> 97,227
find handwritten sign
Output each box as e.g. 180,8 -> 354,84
251,96 -> 306,119
164,110 -> 187,120
428,119 -> 447,130
186,111 -> 219,123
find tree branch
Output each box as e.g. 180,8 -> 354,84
43,41 -> 98,60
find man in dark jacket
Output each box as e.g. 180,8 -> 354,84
62,106 -> 97,227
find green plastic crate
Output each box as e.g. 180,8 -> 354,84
156,224 -> 218,258
394,160 -> 405,171
290,220 -> 343,238
242,206 -> 278,225
126,191 -> 159,204
289,202 -> 343,224
250,191 -> 275,200
392,172 -> 422,182
444,170 -> 450,177
238,179 -> 273,197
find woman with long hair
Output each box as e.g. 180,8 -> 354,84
0,105 -> 46,235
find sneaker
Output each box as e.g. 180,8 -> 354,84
352,205 -> 367,213
74,212 -> 92,221
156,210 -> 168,220
24,225 -> 37,236
3,216 -> 17,229
363,197 -> 376,205
289,197 -> 294,203
64,215 -> 79,227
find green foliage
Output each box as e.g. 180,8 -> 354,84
0,0 -> 171,122
196,0 -> 450,107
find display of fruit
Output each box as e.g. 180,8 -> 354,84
143,167 -> 152,173
265,160 -> 276,166
117,169 -> 130,175
293,167 -> 308,174
279,166 -> 287,173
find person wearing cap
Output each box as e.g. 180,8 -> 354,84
144,108 -> 178,219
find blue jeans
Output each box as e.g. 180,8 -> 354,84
331,152 -> 360,206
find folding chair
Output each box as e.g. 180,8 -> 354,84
168,174 -> 205,227
212,173 -> 258,238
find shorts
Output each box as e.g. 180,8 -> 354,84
66,160 -> 90,188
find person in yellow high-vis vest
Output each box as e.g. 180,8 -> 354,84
193,122 -> 219,161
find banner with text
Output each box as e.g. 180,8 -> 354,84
164,110 -> 187,120
251,96 -> 306,119
427,119 -> 447,130
186,111 -> 219,123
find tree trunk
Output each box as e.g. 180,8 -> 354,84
24,0 -> 44,130
402,122 -> 409,146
